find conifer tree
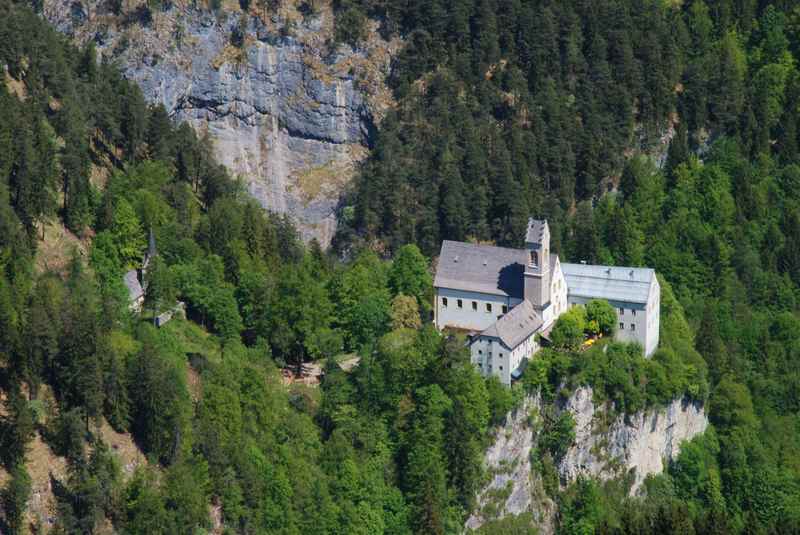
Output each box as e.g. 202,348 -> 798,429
403,385 -> 452,535
438,146 -> 468,242
1,463 -> 31,534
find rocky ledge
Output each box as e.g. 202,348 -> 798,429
43,0 -> 398,245
467,386 -> 708,532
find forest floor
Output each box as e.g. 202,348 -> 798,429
281,354 -> 360,386
34,220 -> 90,275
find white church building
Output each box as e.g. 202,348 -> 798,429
434,219 -> 660,385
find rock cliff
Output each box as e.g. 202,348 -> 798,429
466,386 -> 708,532
43,0 -> 398,245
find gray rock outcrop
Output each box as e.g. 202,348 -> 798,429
465,395 -> 556,533
559,386 -> 708,493
43,0 -> 398,245
467,387 -> 708,532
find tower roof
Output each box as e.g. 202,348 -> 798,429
526,219 -> 548,245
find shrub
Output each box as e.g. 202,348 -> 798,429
550,306 -> 586,351
335,1 -> 367,46
585,299 -> 617,336
540,411 -> 576,462
486,376 -> 515,426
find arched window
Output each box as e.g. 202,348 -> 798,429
530,250 -> 537,266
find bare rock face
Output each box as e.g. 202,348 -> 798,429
43,0 -> 398,245
559,386 -> 708,493
467,387 -> 708,532
466,395 -> 556,533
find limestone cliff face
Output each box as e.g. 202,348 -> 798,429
467,387 -> 708,532
466,394 -> 557,534
43,0 -> 398,245
559,386 -> 708,492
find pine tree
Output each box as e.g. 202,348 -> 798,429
1,463 -> 31,534
147,104 -> 173,163
666,120 -> 690,183
58,258 -> 103,427
59,98 -> 92,232
25,276 -> 63,397
710,31 -> 747,133
437,146 -> 468,242
403,385 -> 452,535
110,198 -> 146,267
99,336 -> 130,432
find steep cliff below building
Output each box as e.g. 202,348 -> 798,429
43,0 -> 398,245
466,387 -> 708,533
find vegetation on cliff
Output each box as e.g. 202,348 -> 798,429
335,0 -> 800,532
2,0 -> 800,534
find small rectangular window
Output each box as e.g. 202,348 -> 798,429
619,308 -> 624,315
619,322 -> 624,330
502,305 -> 508,314
630,324 -> 636,331
632,309 -> 637,317
486,303 -> 492,313
442,297 -> 448,307
478,350 -> 483,355
457,299 -> 463,308
472,301 -> 478,311
499,365 -> 503,370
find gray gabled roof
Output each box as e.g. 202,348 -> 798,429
479,300 -> 542,349
561,263 -> 655,304
434,241 -> 527,298
124,270 -> 143,301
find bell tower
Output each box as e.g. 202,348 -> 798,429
524,219 -> 551,310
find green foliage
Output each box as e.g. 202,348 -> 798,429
128,327 -> 191,465
402,384 -> 453,535
3,1 -> 800,533
472,513 -> 537,535
585,299 -> 617,337
550,306 -> 586,351
523,284 -> 709,414
388,244 -> 433,312
1,463 -> 31,534
110,197 -> 146,267
334,0 -> 367,45
485,375 -> 515,427
539,411 -> 576,463
330,251 -> 391,350
391,293 -> 422,330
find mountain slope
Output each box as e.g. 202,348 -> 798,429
44,0 -> 398,245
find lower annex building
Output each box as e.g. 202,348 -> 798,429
433,219 -> 660,385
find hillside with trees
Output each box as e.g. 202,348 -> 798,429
1,0 -> 800,534
334,0 -> 800,532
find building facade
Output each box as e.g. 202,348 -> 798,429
560,262 -> 660,357
434,219 -> 660,385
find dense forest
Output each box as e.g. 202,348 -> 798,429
333,0 -> 800,532
0,0 -> 799,534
